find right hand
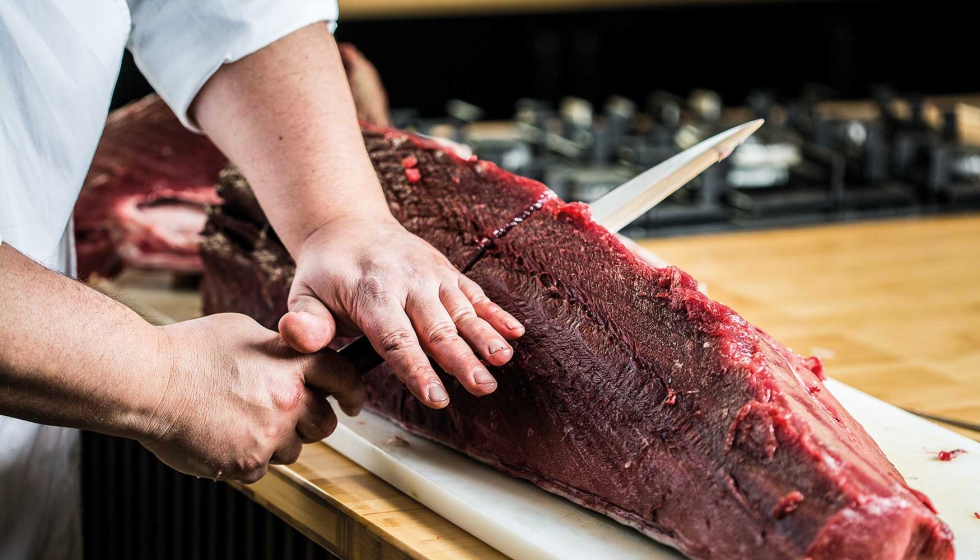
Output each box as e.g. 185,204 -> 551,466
278,216 -> 525,410
139,313 -> 365,483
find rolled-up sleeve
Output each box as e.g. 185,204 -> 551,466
126,0 -> 338,131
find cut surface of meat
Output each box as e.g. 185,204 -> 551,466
75,95 -> 226,279
75,43 -> 390,280
201,125 -> 955,560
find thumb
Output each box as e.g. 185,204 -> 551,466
279,291 -> 337,354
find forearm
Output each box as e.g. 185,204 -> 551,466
0,243 -> 166,439
192,23 -> 390,255
190,22 -> 525,405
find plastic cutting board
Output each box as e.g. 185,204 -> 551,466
325,380 -> 980,559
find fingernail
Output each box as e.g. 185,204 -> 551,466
427,383 -> 449,403
489,341 -> 511,355
505,319 -> 522,330
474,369 -> 496,386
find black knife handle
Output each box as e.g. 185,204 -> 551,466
338,337 -> 384,375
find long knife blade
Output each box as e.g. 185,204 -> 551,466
904,409 -> 980,434
340,120 -> 764,373
589,119 -> 764,231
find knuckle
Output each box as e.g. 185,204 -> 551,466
356,273 -> 391,304
404,362 -> 436,385
426,322 -> 460,345
379,329 -> 416,354
461,278 -> 488,298
276,378 -> 307,413
304,427 -> 324,443
405,264 -> 426,283
237,456 -> 266,482
484,302 -> 504,315
469,290 -> 490,305
239,465 -> 267,484
280,447 -> 302,465
453,309 -> 482,328
448,305 -> 477,324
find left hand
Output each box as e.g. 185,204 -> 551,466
278,215 -> 525,409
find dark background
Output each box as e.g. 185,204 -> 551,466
110,0 -> 978,117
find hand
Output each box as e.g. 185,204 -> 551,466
139,314 -> 364,483
190,26 -> 522,408
278,216 -> 525,409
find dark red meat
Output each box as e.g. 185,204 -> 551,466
200,125 -> 955,559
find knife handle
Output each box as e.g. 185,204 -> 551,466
338,337 -> 384,375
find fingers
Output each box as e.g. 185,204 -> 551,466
256,390 -> 341,471
359,297 -> 450,409
235,463 -> 269,485
408,292 -> 498,397
302,351 -> 366,417
437,284 -> 513,368
279,287 -> 338,353
270,435 -> 303,465
458,276 -> 525,340
239,390 -> 340,480
296,389 -> 339,443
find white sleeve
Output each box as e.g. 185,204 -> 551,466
125,0 -> 339,132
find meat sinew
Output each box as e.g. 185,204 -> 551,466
200,125 -> 955,560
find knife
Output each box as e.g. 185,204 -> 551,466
589,119 -> 763,231
904,409 -> 980,435
339,119 -> 765,373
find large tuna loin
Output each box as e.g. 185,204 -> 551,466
200,126 -> 954,560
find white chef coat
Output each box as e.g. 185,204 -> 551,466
0,1 -> 338,558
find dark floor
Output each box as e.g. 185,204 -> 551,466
81,432 -> 339,560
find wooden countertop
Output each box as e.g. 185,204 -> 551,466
337,0 -> 775,19
645,214 -> 980,441
116,214 -> 980,559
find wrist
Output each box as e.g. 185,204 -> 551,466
118,324 -> 182,444
295,210 -> 400,259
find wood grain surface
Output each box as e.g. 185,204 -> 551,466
113,213 -> 980,559
337,0 -> 775,19
642,214 -> 980,440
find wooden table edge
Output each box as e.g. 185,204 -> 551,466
230,448 -> 425,560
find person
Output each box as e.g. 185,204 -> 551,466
0,2 -> 525,558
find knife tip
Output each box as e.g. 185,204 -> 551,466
742,118 -> 765,136
715,119 -> 765,161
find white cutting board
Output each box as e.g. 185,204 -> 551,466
326,380 -> 980,559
